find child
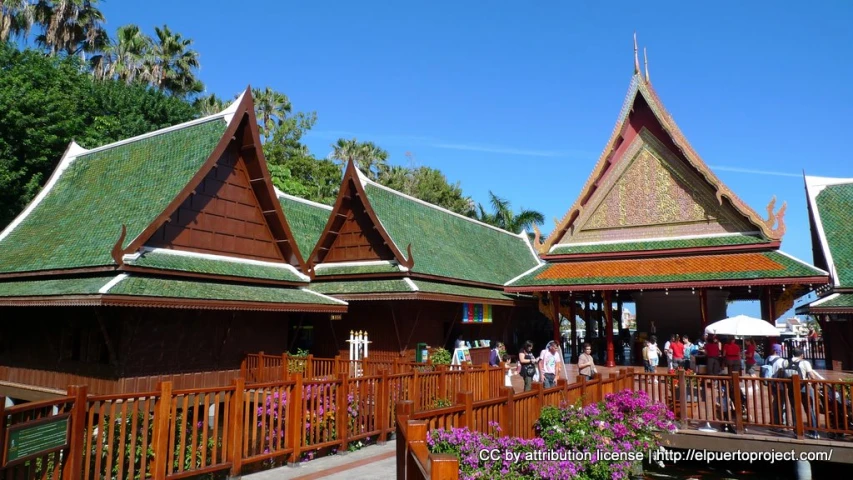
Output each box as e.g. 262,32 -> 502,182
645,337 -> 661,378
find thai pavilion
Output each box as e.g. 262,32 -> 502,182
0,91 -> 346,398
504,44 -> 829,367
281,160 -> 545,362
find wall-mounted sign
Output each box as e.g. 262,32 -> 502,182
462,303 -> 492,323
4,414 -> 70,467
330,314 -> 343,321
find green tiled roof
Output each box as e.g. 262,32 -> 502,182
362,182 -> 540,285
315,262 -> 403,277
815,184 -> 853,287
507,251 -> 826,288
309,279 -> 413,295
811,293 -> 853,309
277,193 -> 331,259
0,118 -> 228,274
0,275 -> 114,297
128,249 -> 305,283
549,234 -> 768,255
412,280 -> 526,302
108,275 -> 341,305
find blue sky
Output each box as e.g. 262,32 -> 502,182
99,1 -> 853,319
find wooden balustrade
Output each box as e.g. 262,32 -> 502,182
4,356 -> 851,480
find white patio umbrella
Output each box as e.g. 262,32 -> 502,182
704,315 -> 780,337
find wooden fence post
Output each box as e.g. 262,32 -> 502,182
792,374 -> 804,439
258,351 -> 265,382
438,365 -> 447,400
152,381 -> 172,480
731,371 -> 743,434
289,375 -> 304,465
678,369 -> 688,428
240,357 -> 248,380
396,401 -> 414,480
501,386 -> 514,437
306,354 -> 314,380
556,378 -> 567,405
378,369 -> 389,443
456,391 -> 474,430
62,384 -> 87,480
334,355 -> 341,376
535,381 -> 544,414
406,421 -> 428,480
337,373 -> 349,453
430,454 -> 460,480
230,377 -> 245,477
412,370 -> 421,412
281,353 -> 289,380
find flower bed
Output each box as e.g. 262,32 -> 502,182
428,389 -> 677,480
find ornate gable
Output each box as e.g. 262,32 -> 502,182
564,128 -> 756,245
543,69 -> 785,254
123,90 -> 305,269
146,142 -> 285,261
308,161 -> 405,267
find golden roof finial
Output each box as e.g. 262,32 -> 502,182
644,47 -> 650,84
633,32 -> 640,75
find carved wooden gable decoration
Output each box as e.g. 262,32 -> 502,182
309,161 -> 399,265
133,94 -> 304,267
544,74 -> 786,253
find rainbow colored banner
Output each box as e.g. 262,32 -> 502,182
462,303 -> 492,323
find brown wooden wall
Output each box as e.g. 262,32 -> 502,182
0,306 -> 299,379
308,300 -> 547,361
147,144 -> 284,261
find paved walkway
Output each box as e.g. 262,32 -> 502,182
243,442 -> 396,480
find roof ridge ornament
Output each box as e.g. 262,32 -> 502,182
532,224 -> 544,250
111,224 -> 128,266
644,47 -> 650,84
763,196 -> 787,239
633,32 -> 640,75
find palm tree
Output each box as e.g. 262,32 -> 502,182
329,138 -> 389,181
90,24 -> 152,83
252,87 -> 292,143
34,0 -> 107,58
474,191 -> 544,233
193,93 -> 226,116
145,24 -> 202,96
1,0 -> 36,43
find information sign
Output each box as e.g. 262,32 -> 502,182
4,414 -> 70,467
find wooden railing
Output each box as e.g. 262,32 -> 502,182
395,370 -> 635,479
242,353 -> 465,383
633,369 -> 853,440
0,355 -> 507,479
782,338 -> 826,363
0,365 -> 241,396
396,368 -> 853,480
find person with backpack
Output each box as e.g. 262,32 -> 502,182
761,344 -> 787,428
518,341 -> 537,392
777,348 -> 824,439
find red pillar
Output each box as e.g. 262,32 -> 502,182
604,291 -> 615,367
699,288 -> 709,329
569,296 -> 578,362
550,292 -> 562,346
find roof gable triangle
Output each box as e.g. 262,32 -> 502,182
543,74 -> 786,253
120,88 -> 308,272
307,160 -> 412,272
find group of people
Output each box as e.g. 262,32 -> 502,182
640,333 -> 764,375
516,340 -> 599,392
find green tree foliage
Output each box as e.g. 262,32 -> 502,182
474,191 -> 544,234
0,42 -> 197,228
379,165 -> 474,215
329,138 -> 389,181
